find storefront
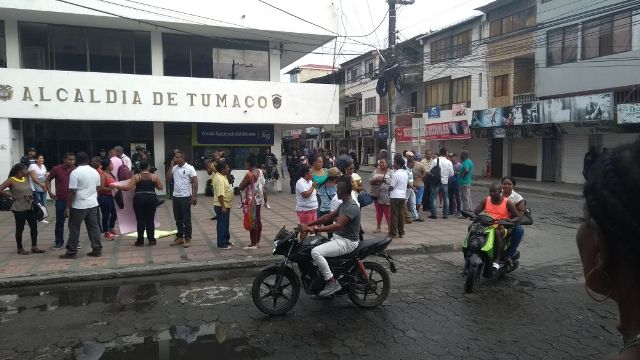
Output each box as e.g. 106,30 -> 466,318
0,68 -> 338,192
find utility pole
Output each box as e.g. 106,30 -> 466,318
385,0 -> 414,162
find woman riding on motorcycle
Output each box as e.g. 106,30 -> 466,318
502,176 -> 526,266
474,183 -> 521,270
301,175 -> 361,297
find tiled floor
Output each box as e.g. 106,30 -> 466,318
0,189 -> 469,280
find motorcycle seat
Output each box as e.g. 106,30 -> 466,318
329,236 -> 390,259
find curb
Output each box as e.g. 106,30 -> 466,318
0,243 -> 460,289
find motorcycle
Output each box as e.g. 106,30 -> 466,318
460,210 -> 521,293
251,226 -> 397,316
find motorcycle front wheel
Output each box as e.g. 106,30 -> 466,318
252,267 -> 300,316
348,261 -> 391,308
464,264 -> 481,293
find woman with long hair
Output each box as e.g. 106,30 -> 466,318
0,163 -> 45,255
238,154 -> 264,249
370,158 -> 393,234
28,154 -> 48,207
97,159 -> 118,240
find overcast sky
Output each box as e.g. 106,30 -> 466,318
280,0 -> 493,80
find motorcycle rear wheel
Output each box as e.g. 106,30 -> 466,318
252,267 -> 300,316
348,262 -> 391,308
464,264 -> 481,293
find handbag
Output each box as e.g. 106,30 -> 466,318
114,190 -> 125,209
31,201 -> 47,221
357,189 -> 374,207
0,191 -> 13,211
520,208 -> 534,225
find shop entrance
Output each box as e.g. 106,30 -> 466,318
491,138 -> 503,178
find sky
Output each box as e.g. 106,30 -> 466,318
280,0 -> 494,80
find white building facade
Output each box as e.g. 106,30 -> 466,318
0,0 -> 339,192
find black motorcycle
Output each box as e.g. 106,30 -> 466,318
251,226 -> 396,316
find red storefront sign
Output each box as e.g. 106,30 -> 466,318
395,120 -> 471,141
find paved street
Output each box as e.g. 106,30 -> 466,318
0,250 -> 620,359
0,178 -> 585,284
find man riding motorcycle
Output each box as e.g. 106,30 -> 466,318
301,175 -> 361,297
474,183 -> 521,270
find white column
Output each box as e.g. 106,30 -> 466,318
153,122 -> 166,195
4,19 -> 19,68
269,43 -> 282,191
536,138 -> 543,182
269,46 -> 281,82
0,118 -> 12,179
150,31 -> 164,76
272,124 -> 283,192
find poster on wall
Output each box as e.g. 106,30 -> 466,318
452,103 -> 468,117
193,123 -> 274,146
540,97 -> 572,123
471,108 -> 510,128
573,93 -> 613,121
513,103 -> 540,125
617,103 -> 640,124
427,106 -> 441,119
424,120 -> 471,140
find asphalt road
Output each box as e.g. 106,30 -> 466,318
0,193 -> 623,359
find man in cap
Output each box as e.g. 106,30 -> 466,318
21,147 -> 37,166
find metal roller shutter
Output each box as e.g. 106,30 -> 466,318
511,139 -> 538,179
466,139 -> 488,176
603,134 -> 640,149
561,135 -> 588,184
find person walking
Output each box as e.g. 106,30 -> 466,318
409,152 -> 428,218
97,159 -> 117,240
458,150 -> 474,213
448,154 -> 462,217
389,155 -> 408,238
59,152 -> 102,259
111,160 -> 163,247
370,158 -> 393,234
428,148 -> 454,219
238,154 -> 264,249
212,160 -> 233,249
46,152 -> 76,250
0,163 -> 45,255
286,150 -> 301,194
166,152 -> 198,248
295,165 -> 318,225
28,154 -> 48,207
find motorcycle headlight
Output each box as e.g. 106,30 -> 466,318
468,237 -> 482,251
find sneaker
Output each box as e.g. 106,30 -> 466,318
39,219 -> 50,224
319,279 -> 342,297
30,247 -> 45,254
183,238 -> 192,248
414,218 -> 425,222
492,262 -> 502,270
59,252 -> 77,259
243,245 -> 258,250
219,245 -> 232,250
77,244 -> 82,249
86,251 -> 102,257
170,237 -> 185,246
52,245 -> 64,251
265,203 -> 272,209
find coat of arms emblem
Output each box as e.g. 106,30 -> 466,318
0,85 -> 13,101
272,94 -> 282,109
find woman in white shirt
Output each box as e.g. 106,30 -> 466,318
28,154 -> 48,206
295,165 -> 318,226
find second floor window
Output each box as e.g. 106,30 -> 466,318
582,11 -> 631,60
451,76 -> 471,105
364,97 -> 376,113
347,65 -> 359,83
430,30 -> 471,64
365,58 -> 375,77
425,77 -> 451,110
490,7 -> 536,37
19,22 -> 151,74
547,25 -> 578,66
493,74 -> 510,97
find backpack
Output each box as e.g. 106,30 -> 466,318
117,158 -> 133,181
429,158 -> 441,186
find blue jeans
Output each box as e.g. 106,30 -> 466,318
406,188 -> 419,220
430,183 -> 449,217
54,199 -> 67,247
214,206 -> 231,247
98,194 -> 117,233
415,186 -> 424,207
33,191 -> 47,206
507,224 -> 525,258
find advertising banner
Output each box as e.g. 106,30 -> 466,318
471,108 -> 509,128
452,103 -> 468,117
396,120 -> 470,141
193,123 -> 274,146
617,103 -> 640,124
513,103 -> 540,125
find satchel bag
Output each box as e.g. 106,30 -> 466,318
519,207 -> 534,225
0,191 -> 13,211
31,200 -> 47,222
357,189 -> 374,207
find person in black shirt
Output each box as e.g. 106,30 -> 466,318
582,146 -> 600,181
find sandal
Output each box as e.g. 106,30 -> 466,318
17,248 -> 30,255
30,247 -> 45,254
372,228 -> 381,233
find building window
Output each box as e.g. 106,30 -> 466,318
18,22 -> 151,74
364,97 -> 376,113
365,58 -> 375,77
0,21 -> 6,68
493,74 -> 509,97
430,30 -> 471,64
547,25 -> 578,66
289,72 -> 299,83
347,65 -> 359,83
583,11 -> 631,60
451,76 -> 471,105
425,77 -> 451,110
490,7 -> 536,37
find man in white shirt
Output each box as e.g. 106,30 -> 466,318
428,148 -> 455,219
166,151 -> 198,247
60,152 -> 102,258
389,154 -> 409,238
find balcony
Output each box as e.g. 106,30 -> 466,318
513,93 -> 537,105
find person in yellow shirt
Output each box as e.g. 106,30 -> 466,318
212,160 -> 233,249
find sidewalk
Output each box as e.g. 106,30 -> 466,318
359,165 -> 583,200
0,190 -> 469,287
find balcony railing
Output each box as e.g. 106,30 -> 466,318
513,93 -> 538,105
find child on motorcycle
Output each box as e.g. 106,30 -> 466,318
474,184 -> 521,270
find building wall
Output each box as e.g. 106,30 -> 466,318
298,69 -> 334,83
535,0 -> 640,97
